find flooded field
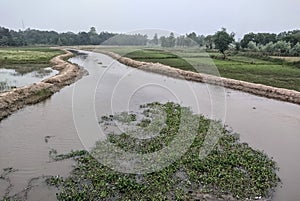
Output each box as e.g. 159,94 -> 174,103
0,66 -> 58,92
0,51 -> 299,200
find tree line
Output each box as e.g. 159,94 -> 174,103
239,31 -> 300,56
0,27 -> 146,46
1,26 -> 300,56
155,29 -> 300,57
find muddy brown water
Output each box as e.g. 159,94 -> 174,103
0,51 -> 299,201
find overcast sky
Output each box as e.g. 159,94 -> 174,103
1,0 -> 300,38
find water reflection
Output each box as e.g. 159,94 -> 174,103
0,67 -> 58,92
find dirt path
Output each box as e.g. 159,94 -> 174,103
0,49 -> 86,121
98,51 -> 300,105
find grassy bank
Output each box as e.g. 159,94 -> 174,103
0,47 -> 63,92
46,102 -> 279,201
83,46 -> 300,92
0,47 -> 63,74
0,47 -> 63,65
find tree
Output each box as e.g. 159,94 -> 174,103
262,42 -> 275,54
186,32 -> 199,46
160,33 -> 176,48
290,43 -> 300,56
176,35 -> 185,46
235,42 -> 241,51
213,28 -> 235,59
247,41 -> 259,52
168,32 -> 176,47
152,33 -> 159,45
57,37 -> 63,46
102,34 -> 148,46
255,33 -> 277,45
89,27 -> 97,35
98,32 -> 116,44
176,35 -> 195,47
197,35 -> 205,47
78,32 -> 90,45
240,32 -> 256,48
88,27 -> 99,45
279,30 -> 300,46
240,32 -> 276,48
204,35 -> 214,49
0,27 -> 14,46
160,36 -> 167,47
274,40 -> 291,55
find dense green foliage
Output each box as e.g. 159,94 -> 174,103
213,28 -> 235,59
47,102 -> 279,201
241,33 -> 277,48
103,34 -> 148,46
160,32 -> 176,47
0,27 -> 148,46
240,31 -> 300,56
158,32 -> 205,48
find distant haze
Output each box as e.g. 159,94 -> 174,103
1,0 -> 300,38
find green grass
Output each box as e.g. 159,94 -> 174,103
46,102 -> 279,201
122,49 -> 195,71
34,88 -> 53,97
0,47 -> 63,76
0,47 -> 63,65
227,55 -> 274,65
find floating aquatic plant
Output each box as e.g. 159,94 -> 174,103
46,102 -> 280,200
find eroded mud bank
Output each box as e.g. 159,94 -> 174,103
0,50 -> 85,121
101,51 -> 300,105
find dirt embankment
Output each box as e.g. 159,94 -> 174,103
0,49 -> 85,121
100,51 -> 300,105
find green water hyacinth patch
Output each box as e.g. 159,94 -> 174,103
47,102 -> 280,200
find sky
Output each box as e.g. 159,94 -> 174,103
1,0 -> 300,39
